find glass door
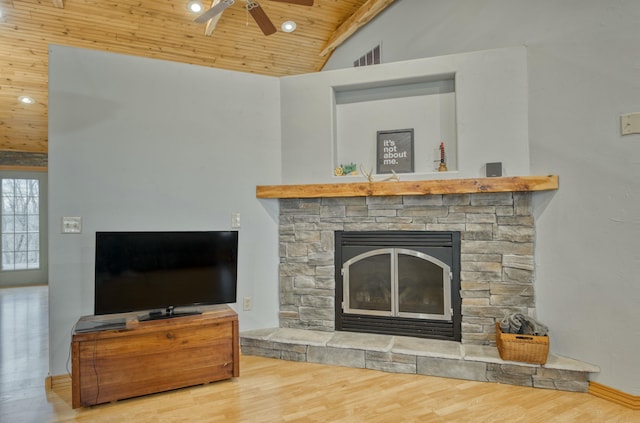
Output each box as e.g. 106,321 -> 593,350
342,248 -> 451,320
343,249 -> 393,316
0,171 -> 48,286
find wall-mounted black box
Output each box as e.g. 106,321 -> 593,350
486,162 -> 502,177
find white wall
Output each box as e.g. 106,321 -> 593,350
281,47 -> 530,183
48,46 -> 281,376
325,0 -> 640,395
336,92 -> 458,174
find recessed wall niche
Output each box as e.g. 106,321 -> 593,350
333,75 -> 458,177
281,47 -> 529,184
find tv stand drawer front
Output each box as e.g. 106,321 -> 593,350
80,321 -> 233,355
73,311 -> 239,408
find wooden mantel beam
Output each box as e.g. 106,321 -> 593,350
51,0 -> 64,8
320,0 -> 396,58
256,175 -> 559,199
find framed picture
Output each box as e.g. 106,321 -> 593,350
376,128 -> 414,174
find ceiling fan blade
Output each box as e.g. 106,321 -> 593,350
194,0 -> 235,24
269,0 -> 314,5
247,2 -> 277,36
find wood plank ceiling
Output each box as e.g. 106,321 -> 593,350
0,0 -> 395,156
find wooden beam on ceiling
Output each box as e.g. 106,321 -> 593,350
51,0 -> 64,8
320,0 -> 396,58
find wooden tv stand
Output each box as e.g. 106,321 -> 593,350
71,305 -> 239,408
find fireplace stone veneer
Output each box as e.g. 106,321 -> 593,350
278,192 -> 536,345
246,178 -> 599,392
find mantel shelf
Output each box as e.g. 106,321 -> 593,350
256,175 -> 558,199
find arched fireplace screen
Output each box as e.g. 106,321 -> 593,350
335,231 -> 461,341
343,248 -> 452,320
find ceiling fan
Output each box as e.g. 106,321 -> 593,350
194,0 -> 314,36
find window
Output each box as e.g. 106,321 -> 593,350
1,178 -> 40,270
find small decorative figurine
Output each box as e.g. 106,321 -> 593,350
334,162 -> 358,176
438,142 -> 448,172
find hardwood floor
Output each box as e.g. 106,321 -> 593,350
1,286 -> 637,422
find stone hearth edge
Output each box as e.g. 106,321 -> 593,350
240,328 -> 600,393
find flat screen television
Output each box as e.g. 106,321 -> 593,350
94,231 -> 238,318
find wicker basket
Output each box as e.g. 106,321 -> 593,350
495,322 -> 549,364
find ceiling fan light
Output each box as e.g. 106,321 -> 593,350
281,20 -> 296,33
187,1 -> 203,13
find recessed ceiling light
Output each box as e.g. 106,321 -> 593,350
18,96 -> 35,105
281,21 -> 296,33
187,1 -> 203,13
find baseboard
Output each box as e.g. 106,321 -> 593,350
45,374 -> 72,391
589,381 -> 639,410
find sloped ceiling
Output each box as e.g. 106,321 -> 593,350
0,0 -> 394,157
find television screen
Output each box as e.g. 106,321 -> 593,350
94,231 -> 238,316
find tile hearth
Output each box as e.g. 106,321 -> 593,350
240,328 -> 600,393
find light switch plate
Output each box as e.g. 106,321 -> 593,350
231,212 -> 241,228
621,112 -> 640,135
243,296 -> 252,311
62,216 -> 82,234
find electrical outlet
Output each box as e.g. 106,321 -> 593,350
61,216 -> 82,234
243,296 -> 252,311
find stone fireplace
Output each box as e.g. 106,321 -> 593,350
242,177 -> 599,393
278,191 -> 536,345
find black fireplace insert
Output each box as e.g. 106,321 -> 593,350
335,231 -> 461,341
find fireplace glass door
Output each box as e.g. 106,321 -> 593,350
342,248 -> 451,321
